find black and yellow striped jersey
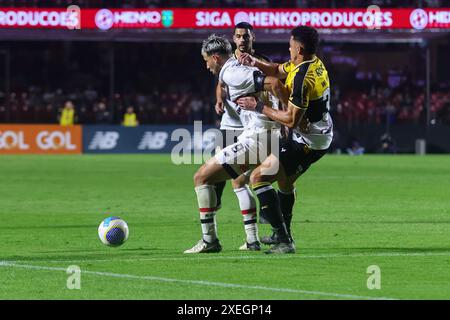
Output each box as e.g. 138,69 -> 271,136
282,57 -> 330,123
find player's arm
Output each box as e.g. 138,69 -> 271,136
237,73 -> 312,129
263,76 -> 290,108
237,97 -> 305,129
215,81 -> 225,115
239,53 -> 287,79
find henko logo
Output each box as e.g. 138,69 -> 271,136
88,131 -> 119,150
234,11 -> 249,25
95,9 -> 114,30
410,8 -> 428,30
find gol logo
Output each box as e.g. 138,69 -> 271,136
36,131 -> 77,150
0,129 -> 77,151
0,130 -> 30,150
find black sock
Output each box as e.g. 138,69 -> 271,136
278,190 -> 295,236
253,183 -> 291,243
214,181 -> 226,209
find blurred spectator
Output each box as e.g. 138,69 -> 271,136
95,102 -> 111,124
190,96 -> 204,121
122,106 -> 139,127
379,133 -> 397,153
347,141 -> 365,155
58,100 -> 76,126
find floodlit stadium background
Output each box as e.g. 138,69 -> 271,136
0,0 -> 449,154
1,0 -> 450,302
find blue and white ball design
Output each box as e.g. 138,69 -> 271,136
98,217 -> 129,246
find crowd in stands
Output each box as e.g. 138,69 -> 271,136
1,77 -> 449,127
0,40 -> 449,127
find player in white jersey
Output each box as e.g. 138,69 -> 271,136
212,22 -> 272,252
184,34 -> 290,254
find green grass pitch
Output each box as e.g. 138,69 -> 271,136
1,154 -> 450,300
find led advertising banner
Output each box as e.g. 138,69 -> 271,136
0,8 -> 449,30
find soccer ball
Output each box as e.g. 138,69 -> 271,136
98,217 -> 129,247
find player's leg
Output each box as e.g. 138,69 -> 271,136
260,175 -> 298,246
184,157 -> 232,254
184,139 -> 254,254
261,139 -> 329,246
250,154 -> 295,254
231,173 -> 260,251
215,129 -> 242,210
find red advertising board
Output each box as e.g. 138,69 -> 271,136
0,8 -> 449,30
0,125 -> 82,154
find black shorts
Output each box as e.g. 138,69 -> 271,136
279,138 -> 328,177
219,129 -> 243,149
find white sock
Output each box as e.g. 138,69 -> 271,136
195,185 -> 218,243
234,185 -> 259,244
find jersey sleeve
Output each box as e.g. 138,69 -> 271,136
282,61 -> 293,74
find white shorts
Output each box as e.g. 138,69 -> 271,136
215,129 -> 281,179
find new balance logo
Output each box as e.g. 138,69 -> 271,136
88,131 -> 119,150
138,132 -> 169,150
281,148 -> 287,152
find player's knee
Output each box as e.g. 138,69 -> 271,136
231,175 -> 246,189
249,170 -> 264,186
278,181 -> 295,193
193,168 -> 208,186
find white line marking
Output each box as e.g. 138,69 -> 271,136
0,261 -> 396,300
9,251 -> 450,264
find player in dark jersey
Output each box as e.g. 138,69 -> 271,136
237,26 -> 333,254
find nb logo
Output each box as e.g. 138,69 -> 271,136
88,131 -> 119,150
138,132 -> 168,150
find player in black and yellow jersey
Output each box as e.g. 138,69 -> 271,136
237,26 -> 333,254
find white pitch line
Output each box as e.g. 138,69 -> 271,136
8,251 -> 450,264
0,261 -> 396,300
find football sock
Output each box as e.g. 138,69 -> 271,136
278,189 -> 296,236
214,181 -> 226,209
234,186 -> 259,244
252,182 -> 291,243
195,185 -> 218,243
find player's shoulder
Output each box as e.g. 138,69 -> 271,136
282,61 -> 294,73
309,57 -> 328,76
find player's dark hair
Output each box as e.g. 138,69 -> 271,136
291,26 -> 319,55
234,22 -> 254,33
201,34 -> 233,57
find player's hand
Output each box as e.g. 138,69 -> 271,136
238,53 -> 256,67
215,100 -> 224,115
236,96 -> 257,110
299,117 -> 310,134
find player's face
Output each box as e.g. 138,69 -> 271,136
202,52 -> 221,75
233,28 -> 254,53
289,36 -> 301,62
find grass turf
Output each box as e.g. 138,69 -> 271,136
0,154 -> 450,299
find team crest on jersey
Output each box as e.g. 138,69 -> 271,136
162,10 -> 174,28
